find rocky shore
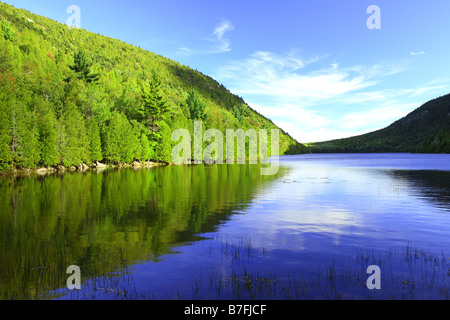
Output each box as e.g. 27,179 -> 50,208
0,161 -> 168,177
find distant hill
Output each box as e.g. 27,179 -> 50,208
308,93 -> 450,154
0,2 -> 307,170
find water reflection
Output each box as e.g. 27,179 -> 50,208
229,157 -> 450,263
387,170 -> 450,211
0,164 -> 285,299
1,154 -> 450,300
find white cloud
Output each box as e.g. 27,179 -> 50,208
178,20 -> 234,56
410,51 -> 426,56
214,50 -> 449,143
249,100 -> 415,143
217,51 -> 404,102
337,103 -> 417,130
209,20 -> 234,53
177,47 -> 196,55
273,120 -> 368,144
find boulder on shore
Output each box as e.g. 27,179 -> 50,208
77,163 -> 89,171
95,161 -> 107,168
36,168 -> 47,175
142,161 -> 164,167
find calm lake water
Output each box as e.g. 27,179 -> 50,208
1,154 -> 449,300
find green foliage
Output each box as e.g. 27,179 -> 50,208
152,120 -> 172,163
186,89 -> 207,121
1,20 -> 15,41
0,40 -> 12,72
139,132 -> 153,161
417,128 -> 450,153
104,112 -> 131,163
0,2 -> 307,170
309,94 -> 450,154
86,117 -> 103,162
59,103 -> 89,166
68,50 -> 99,83
36,98 -> 60,166
138,74 -> 169,132
234,104 -> 250,122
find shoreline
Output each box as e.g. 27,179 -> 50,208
0,161 -> 169,177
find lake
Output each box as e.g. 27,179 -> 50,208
1,153 -> 449,300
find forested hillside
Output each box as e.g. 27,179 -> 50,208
0,2 -> 307,171
308,94 -> 450,153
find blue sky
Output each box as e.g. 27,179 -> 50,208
4,0 -> 450,142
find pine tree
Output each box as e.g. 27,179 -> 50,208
36,99 -> 59,166
0,57 -> 13,168
1,20 -> 16,42
234,104 -> 250,122
139,133 -> 152,161
86,117 -> 103,163
104,112 -> 138,164
153,120 -> 172,163
139,74 -> 169,132
186,89 -> 206,121
68,50 -> 99,83
59,103 -> 89,166
9,101 -> 40,168
0,90 -> 12,168
0,40 -> 12,72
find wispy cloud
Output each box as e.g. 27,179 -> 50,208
214,50 -> 449,143
177,20 -> 234,56
208,20 -> 234,53
410,51 -> 426,56
250,100 -> 417,143
217,51 -> 404,103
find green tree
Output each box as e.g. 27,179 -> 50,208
0,40 -> 12,72
234,104 -> 250,122
0,59 -> 15,168
86,117 -> 103,163
68,50 -> 100,83
59,103 -> 89,166
138,74 -> 169,132
153,120 -> 172,163
36,99 -> 59,166
103,113 -> 123,164
129,120 -> 153,161
1,20 -> 16,42
139,133 -> 153,161
186,89 -> 206,121
104,112 -> 139,164
0,1 -> 309,173
10,102 -> 40,168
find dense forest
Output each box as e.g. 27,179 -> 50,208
308,93 -> 450,153
0,2 -> 307,171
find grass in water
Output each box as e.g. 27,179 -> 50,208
51,240 -> 449,300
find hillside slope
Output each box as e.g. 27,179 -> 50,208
308,93 -> 450,153
0,2 -> 307,170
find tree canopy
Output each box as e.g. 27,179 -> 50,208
0,2 -> 307,171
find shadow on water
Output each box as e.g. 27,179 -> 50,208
387,170 -> 450,212
0,164 -> 287,300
